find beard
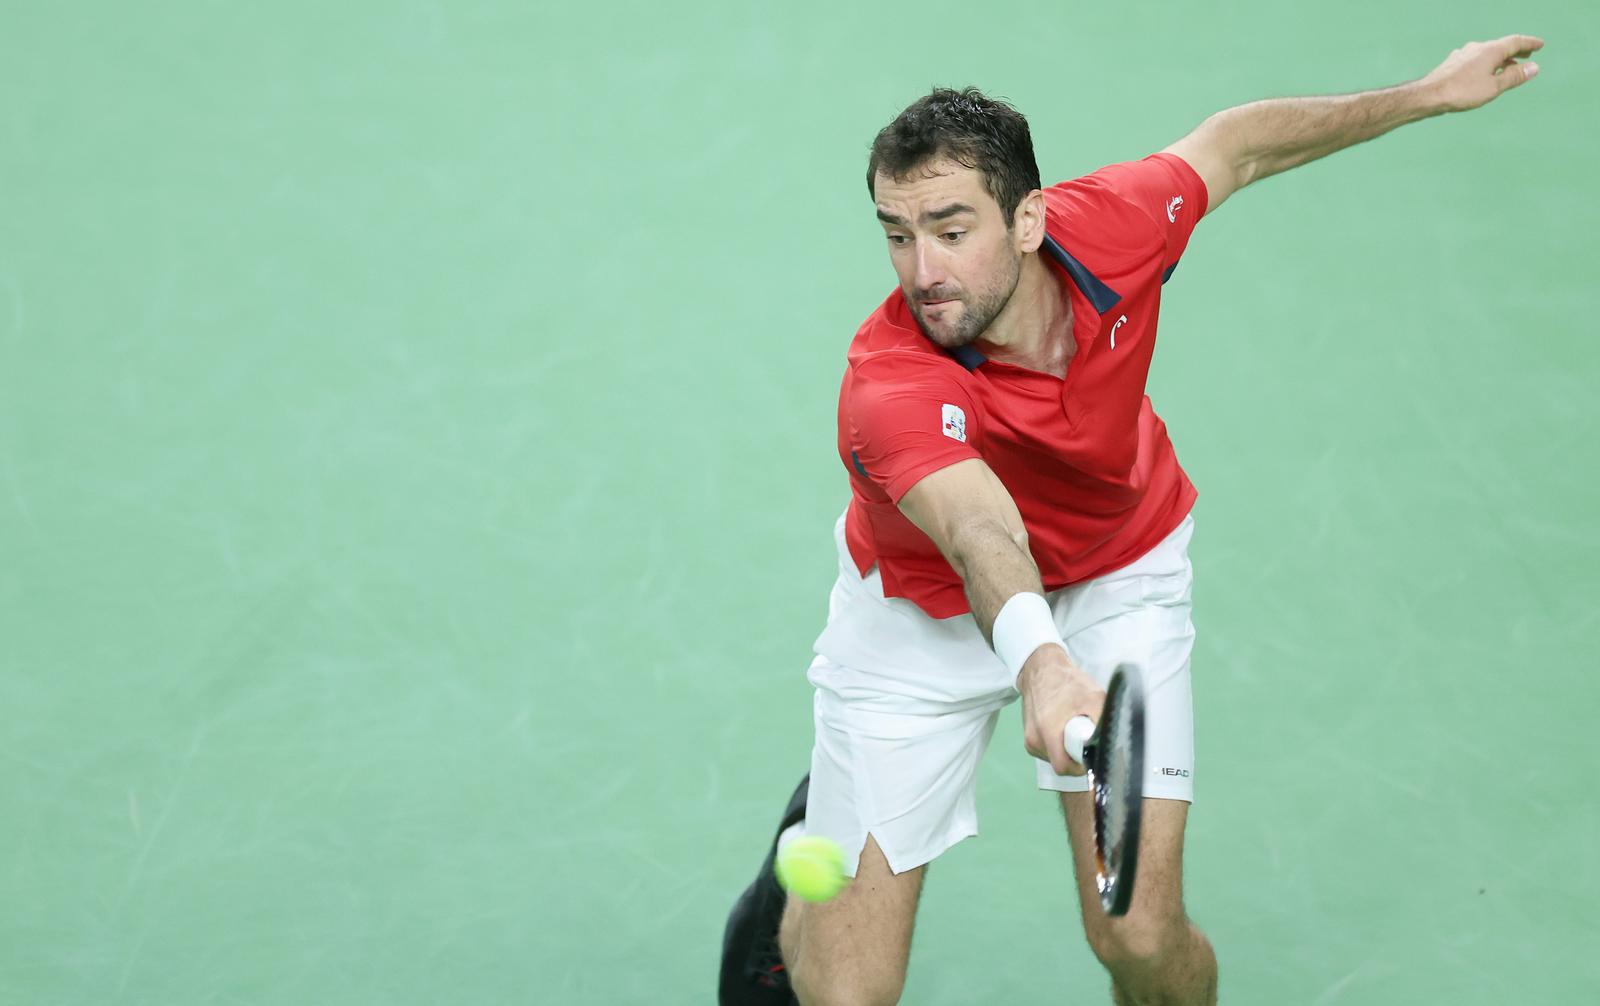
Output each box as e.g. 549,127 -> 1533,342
908,251 -> 1022,349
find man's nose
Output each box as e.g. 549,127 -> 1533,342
913,241 -> 946,291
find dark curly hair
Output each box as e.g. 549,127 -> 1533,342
866,87 -> 1041,226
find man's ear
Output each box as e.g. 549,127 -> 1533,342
1013,189 -> 1047,254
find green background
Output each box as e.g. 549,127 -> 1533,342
3,1 -> 1595,1002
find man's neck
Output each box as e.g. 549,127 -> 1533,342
972,254 -> 1075,378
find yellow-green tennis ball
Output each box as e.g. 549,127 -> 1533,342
775,835 -> 848,903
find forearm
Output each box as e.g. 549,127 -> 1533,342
1208,81 -> 1446,187
943,518 -> 1048,645
901,477 -> 1099,771
1171,37 -> 1541,211
947,518 -> 1097,772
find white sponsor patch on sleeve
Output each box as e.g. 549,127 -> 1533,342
941,403 -> 967,443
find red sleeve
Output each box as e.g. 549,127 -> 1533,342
1081,152 -> 1210,271
847,353 -> 983,502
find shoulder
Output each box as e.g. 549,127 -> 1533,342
1047,154 -> 1204,231
1043,167 -> 1162,264
1042,153 -> 1209,276
1047,153 -> 1203,211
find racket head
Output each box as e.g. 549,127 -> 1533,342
1084,663 -> 1146,916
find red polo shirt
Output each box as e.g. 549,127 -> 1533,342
838,152 -> 1209,618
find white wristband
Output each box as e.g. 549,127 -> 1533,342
992,592 -> 1065,689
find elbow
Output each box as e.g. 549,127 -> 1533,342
1235,151 -> 1270,188
1010,526 -> 1031,556
1199,108 -> 1260,194
942,514 -> 1031,581
940,517 -> 980,582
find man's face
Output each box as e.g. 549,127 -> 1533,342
873,158 -> 1022,348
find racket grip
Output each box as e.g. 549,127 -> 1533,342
1064,715 -> 1094,765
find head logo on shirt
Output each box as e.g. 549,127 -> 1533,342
1166,196 -> 1184,223
941,403 -> 967,443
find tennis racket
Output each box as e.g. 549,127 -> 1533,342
1063,663 -> 1146,917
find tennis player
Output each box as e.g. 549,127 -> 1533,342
721,36 -> 1542,1006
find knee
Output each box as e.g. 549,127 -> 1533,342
790,959 -> 906,1006
1084,912 -> 1188,976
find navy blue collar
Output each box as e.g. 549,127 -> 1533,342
1041,234 -> 1122,315
937,233 -> 1122,371
947,343 -> 986,370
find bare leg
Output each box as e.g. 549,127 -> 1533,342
778,833 -> 925,1006
1061,794 -> 1218,1006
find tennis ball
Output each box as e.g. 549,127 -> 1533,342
775,835 -> 848,903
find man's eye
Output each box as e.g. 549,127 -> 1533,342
887,235 -> 909,245
941,231 -> 964,242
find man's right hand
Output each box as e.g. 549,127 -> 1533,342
1018,646 -> 1106,775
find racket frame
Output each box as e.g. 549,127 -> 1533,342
1083,663 -> 1146,917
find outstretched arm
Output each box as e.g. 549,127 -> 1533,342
1165,34 -> 1545,213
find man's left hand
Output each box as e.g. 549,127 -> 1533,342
1421,35 -> 1544,113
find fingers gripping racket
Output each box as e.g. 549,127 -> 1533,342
1063,663 -> 1146,917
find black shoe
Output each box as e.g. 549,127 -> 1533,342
718,774 -> 810,1006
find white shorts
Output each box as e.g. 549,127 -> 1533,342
805,510 -> 1197,876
